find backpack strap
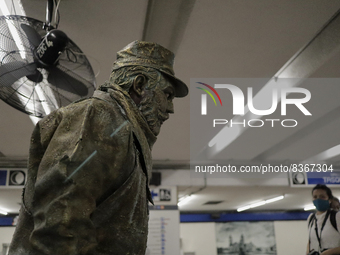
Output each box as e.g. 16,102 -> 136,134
308,213 -> 315,252
308,213 -> 315,228
330,210 -> 338,232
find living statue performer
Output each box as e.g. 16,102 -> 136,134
9,40 -> 188,255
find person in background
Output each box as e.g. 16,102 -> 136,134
306,184 -> 340,255
331,197 -> 340,212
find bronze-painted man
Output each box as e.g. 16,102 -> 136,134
9,41 -> 188,255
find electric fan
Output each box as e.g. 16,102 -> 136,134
0,1 -> 96,118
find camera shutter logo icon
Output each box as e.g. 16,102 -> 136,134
9,170 -> 26,186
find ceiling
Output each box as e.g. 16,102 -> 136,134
1,0 -> 340,214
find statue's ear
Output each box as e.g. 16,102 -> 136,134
132,75 -> 147,96
129,74 -> 147,105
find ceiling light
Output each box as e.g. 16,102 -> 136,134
304,205 -> 316,211
178,194 -> 195,207
34,84 -> 55,115
250,201 -> 267,208
266,196 -> 285,203
0,209 -> 8,215
237,195 -> 284,212
237,205 -> 252,212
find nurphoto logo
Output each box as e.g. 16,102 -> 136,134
196,82 -> 312,128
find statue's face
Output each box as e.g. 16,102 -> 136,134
139,76 -> 175,136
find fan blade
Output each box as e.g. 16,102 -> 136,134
0,62 -> 37,87
47,66 -> 89,96
21,24 -> 41,47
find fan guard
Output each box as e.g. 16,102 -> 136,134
0,15 -> 96,118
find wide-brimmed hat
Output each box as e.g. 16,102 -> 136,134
111,40 -> 188,97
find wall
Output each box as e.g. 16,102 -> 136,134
0,226 -> 15,254
0,221 -> 309,255
0,227 -> 15,244
274,221 -> 308,255
180,221 -> 308,255
180,222 -> 217,255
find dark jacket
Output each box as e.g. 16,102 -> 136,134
9,86 -> 155,255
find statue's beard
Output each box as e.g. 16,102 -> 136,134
139,92 -> 169,136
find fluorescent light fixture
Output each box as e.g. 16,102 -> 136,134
237,205 -> 251,212
237,195 -> 284,212
178,195 -> 195,207
250,201 -> 266,208
266,196 -> 285,203
29,116 -> 42,125
34,84 -> 57,115
304,205 -> 316,211
0,209 -> 8,215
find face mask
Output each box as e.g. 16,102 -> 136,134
313,199 -> 330,212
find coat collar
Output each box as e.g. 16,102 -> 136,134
94,83 -> 157,149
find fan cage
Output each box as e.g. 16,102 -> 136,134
0,15 -> 96,118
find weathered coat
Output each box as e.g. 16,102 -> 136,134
9,86 -> 155,255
